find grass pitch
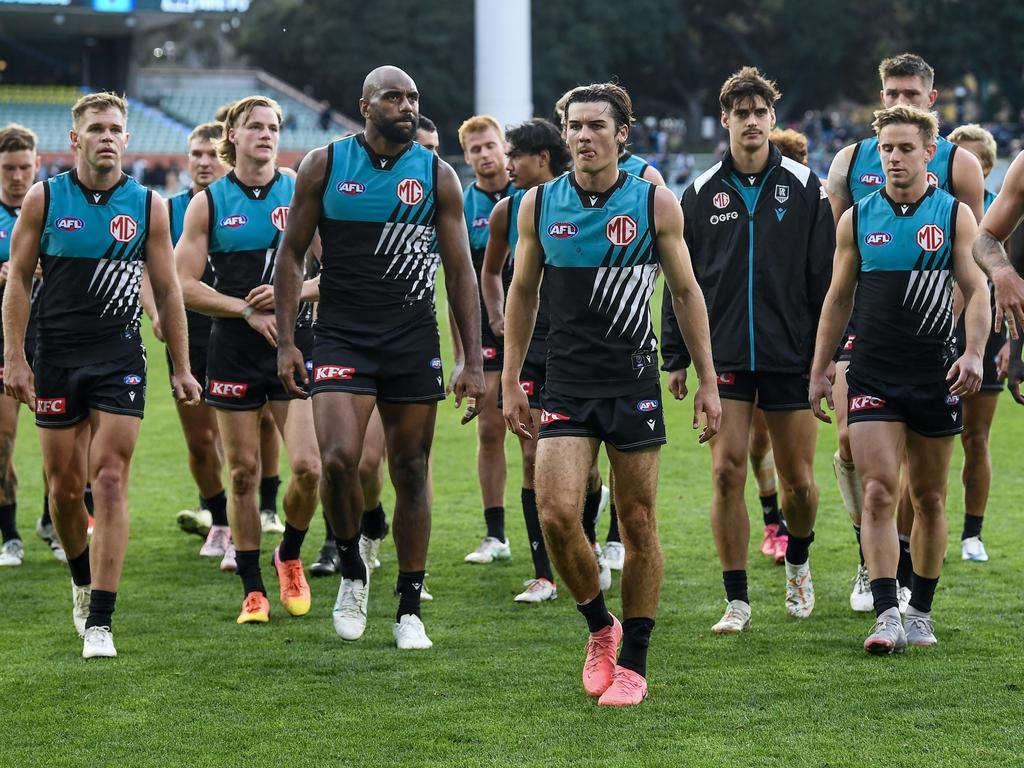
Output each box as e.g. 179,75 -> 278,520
1,283 -> 1022,767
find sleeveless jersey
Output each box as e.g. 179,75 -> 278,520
848,136 -> 957,203
38,170 -> 149,365
537,170 -> 659,397
984,188 -> 996,212
319,133 -> 439,333
206,170 -> 296,342
169,188 -> 215,344
852,186 -> 958,383
618,152 -> 650,178
465,180 -> 514,332
507,188 -> 549,343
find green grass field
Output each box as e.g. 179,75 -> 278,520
1,283 -> 1023,768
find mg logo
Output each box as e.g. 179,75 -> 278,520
314,365 -> 355,381
209,380 -> 248,398
606,214 -> 637,246
397,178 -> 424,206
109,214 -> 137,243
713,192 -> 730,209
270,206 -> 289,232
916,224 -> 945,252
36,397 -> 67,414
926,171 -> 939,187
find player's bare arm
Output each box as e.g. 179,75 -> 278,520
947,202 -> 987,396
974,150 -> 1024,338
481,196 -> 510,338
952,145 -> 985,223
654,186 -> 720,442
826,144 -> 855,223
1,181 -> 43,407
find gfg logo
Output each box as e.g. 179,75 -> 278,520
850,395 -> 885,411
710,211 -> 739,225
56,217 -> 84,232
314,365 -> 355,381
636,399 -> 659,412
865,232 -> 892,246
221,215 -> 247,228
859,173 -> 884,186
397,178 -> 424,206
547,222 -> 578,238
36,398 -> 67,414
209,380 -> 248,398
337,181 -> 365,195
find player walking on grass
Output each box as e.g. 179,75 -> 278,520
503,83 -> 719,705
176,96 -> 321,625
274,66 -> 483,649
662,68 -> 834,633
3,92 -> 201,657
810,105 -> 989,654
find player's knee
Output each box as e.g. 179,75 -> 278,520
780,475 -> 816,507
320,445 -> 362,483
538,504 -> 577,541
92,462 -> 129,502
290,456 -> 321,490
960,427 -> 990,460
227,459 -> 260,497
477,411 -> 505,448
712,457 -> 746,497
912,489 -> 945,519
388,451 -> 428,491
616,502 -> 657,541
861,478 -> 896,516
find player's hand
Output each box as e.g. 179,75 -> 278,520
171,370 -> 202,406
668,368 -> 688,400
996,341 -> 1010,382
452,360 -> 485,422
947,352 -> 982,397
446,359 -> 464,396
3,356 -> 35,411
501,378 -> 534,439
246,310 -> 277,347
692,380 -> 721,444
277,342 -> 309,399
1007,343 -> 1024,405
151,315 -> 165,342
992,265 -> 1024,340
808,370 -> 834,423
245,284 -> 275,312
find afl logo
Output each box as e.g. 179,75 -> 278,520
337,181 -> 365,195
123,374 -> 143,385
397,178 -> 424,206
859,173 -> 884,186
472,216 -> 489,229
221,214 -> 247,228
270,206 -> 289,232
636,399 -> 659,413
926,171 -> 939,187
916,224 -> 945,252
945,394 -> 960,406
548,222 -> 578,238
713,192 -> 731,210
0,230 -> 7,240
56,217 -> 84,232
606,214 -> 637,247
865,232 -> 892,246
430,357 -> 442,370
109,214 -> 137,243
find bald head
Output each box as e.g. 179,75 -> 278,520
360,65 -> 420,146
362,66 -> 416,100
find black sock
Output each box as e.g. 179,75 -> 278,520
322,510 -> 335,544
235,549 -> 266,596
896,535 -> 913,586
0,503 -> 18,542
202,492 -> 228,527
909,572 -> 939,614
396,570 -> 425,620
785,531 -> 814,566
41,495 -> 52,527
521,488 -> 554,582
723,570 -> 748,604
576,591 -> 613,633
853,524 -> 864,566
336,533 -> 368,582
68,546 -> 91,586
84,484 -> 94,516
760,493 -> 782,526
361,504 -> 387,540
962,513 -> 983,540
259,475 -> 280,514
617,617 -> 655,677
484,506 -> 505,541
279,522 -> 307,562
606,504 -> 621,544
85,589 -> 116,630
582,488 -> 601,545
870,577 -> 899,616
776,511 -> 789,537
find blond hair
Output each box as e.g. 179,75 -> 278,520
872,104 -> 938,146
947,123 -> 997,170
188,121 -> 223,145
0,123 -> 38,153
71,92 -> 128,128
217,95 -> 283,166
457,115 -> 502,149
770,129 -> 808,164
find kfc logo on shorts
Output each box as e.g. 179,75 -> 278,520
636,399 -> 659,413
606,215 -> 637,247
713,192 -> 731,210
270,206 -> 289,232
36,397 -> 66,415
109,214 -> 137,243
337,181 -> 365,195
430,358 -> 442,370
519,379 -> 535,397
717,373 -> 736,386
843,334 -> 857,351
314,365 -> 355,382
56,217 -> 84,232
850,395 -> 885,411
482,346 -> 498,360
926,171 -> 939,188
540,410 -> 570,425
220,214 -> 247,229
859,173 -> 884,187
916,224 -> 945,252
397,178 -> 424,206
123,374 -> 143,386
209,380 -> 248,398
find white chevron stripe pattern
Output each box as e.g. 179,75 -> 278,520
590,263 -> 658,341
378,222 -> 439,304
89,258 -> 144,319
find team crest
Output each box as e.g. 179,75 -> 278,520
916,224 -> 945,252
606,215 -> 637,247
774,185 -> 789,203
397,178 -> 424,206
270,206 -> 289,232
109,214 -> 137,243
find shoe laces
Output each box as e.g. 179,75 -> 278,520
339,581 -> 367,617
612,668 -> 644,693
281,559 -> 306,597
905,614 -> 932,636
721,606 -> 746,625
242,592 -> 265,614
74,587 -> 91,613
853,565 -> 870,591
84,625 -> 112,642
584,625 -> 617,672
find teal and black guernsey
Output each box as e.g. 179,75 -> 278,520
0,201 -> 41,347
37,170 -> 149,365
537,170 -> 659,397
465,179 -> 514,332
206,170 -> 296,342
852,186 -> 958,384
319,133 -> 439,335
848,135 -> 957,203
168,187 -> 215,342
507,187 -> 549,343
618,152 -> 650,178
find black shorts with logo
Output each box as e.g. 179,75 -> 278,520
955,319 -> 1004,393
311,322 -> 445,403
205,327 -> 313,411
481,323 -> 504,373
716,370 -> 810,411
165,340 -> 209,397
538,382 -> 666,452
35,345 -> 147,428
498,339 -> 546,411
837,332 -> 856,364
846,370 -> 963,438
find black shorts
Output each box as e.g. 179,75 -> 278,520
837,332 -> 857,364
481,323 -> 504,373
538,383 -> 666,452
0,339 -> 36,386
498,339 -> 546,411
716,370 -> 810,411
846,370 -> 963,438
205,328 -> 313,411
35,345 -> 147,428
166,341 -> 209,396
955,320 -> 1004,393
310,322 -> 444,403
